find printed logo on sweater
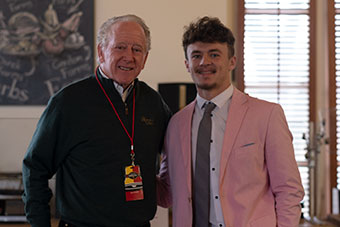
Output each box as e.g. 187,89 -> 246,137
140,116 -> 154,126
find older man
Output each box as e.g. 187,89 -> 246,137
23,14 -> 171,227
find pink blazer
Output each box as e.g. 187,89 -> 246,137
157,88 -> 304,227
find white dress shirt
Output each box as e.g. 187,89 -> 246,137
191,85 -> 233,227
99,67 -> 133,102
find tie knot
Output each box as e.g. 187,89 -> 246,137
203,102 -> 216,115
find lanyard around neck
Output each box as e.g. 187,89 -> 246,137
95,69 -> 136,165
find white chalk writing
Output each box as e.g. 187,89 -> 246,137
7,0 -> 33,13
0,79 -> 29,102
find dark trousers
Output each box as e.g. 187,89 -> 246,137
59,219 -> 151,227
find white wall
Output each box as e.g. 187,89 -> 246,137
2,0 -> 331,223
0,0 -> 229,172
0,107 -> 43,172
94,0 -> 228,90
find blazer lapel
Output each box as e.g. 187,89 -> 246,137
219,89 -> 248,182
179,101 -> 196,195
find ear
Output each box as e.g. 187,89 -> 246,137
97,44 -> 104,63
185,59 -> 190,72
229,56 -> 236,71
141,52 -> 149,70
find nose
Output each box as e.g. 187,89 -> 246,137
123,47 -> 134,61
199,54 -> 211,66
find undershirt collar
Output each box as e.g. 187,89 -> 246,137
98,67 -> 134,102
196,85 -> 234,109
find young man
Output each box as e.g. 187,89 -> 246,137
23,14 -> 171,227
157,16 -> 304,227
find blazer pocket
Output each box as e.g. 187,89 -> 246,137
241,142 -> 255,148
234,142 -> 257,157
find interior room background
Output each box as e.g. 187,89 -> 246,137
0,0 -> 231,225
0,0 -> 337,225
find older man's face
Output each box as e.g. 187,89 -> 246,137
98,21 -> 148,88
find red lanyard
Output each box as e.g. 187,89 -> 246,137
95,70 -> 136,165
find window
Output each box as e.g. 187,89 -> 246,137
236,0 -> 314,217
330,0 -> 340,192
335,1 -> 340,190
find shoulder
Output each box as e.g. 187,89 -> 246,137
51,74 -> 95,101
235,88 -> 281,111
249,95 -> 280,110
231,88 -> 285,121
58,74 -> 96,96
136,80 -> 172,117
137,80 -> 166,104
136,80 -> 161,97
45,74 -> 95,112
168,101 -> 195,125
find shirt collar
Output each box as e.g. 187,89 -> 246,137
98,66 -> 134,101
196,85 -> 234,109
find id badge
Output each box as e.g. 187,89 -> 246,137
124,165 -> 144,201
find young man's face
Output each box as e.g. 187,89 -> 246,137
185,42 -> 236,98
98,21 -> 148,88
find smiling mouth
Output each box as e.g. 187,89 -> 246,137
196,66 -> 216,75
119,66 -> 134,71
197,70 -> 216,75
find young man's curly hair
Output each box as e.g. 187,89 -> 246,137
182,16 -> 235,59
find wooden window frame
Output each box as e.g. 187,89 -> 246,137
328,0 -> 337,202
235,0 -> 318,214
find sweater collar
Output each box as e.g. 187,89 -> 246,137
96,67 -> 138,102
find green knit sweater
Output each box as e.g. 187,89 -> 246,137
22,70 -> 171,227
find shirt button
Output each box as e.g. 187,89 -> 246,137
210,139 -> 213,143
219,224 -> 223,227
215,195 -> 219,199
212,168 -> 215,171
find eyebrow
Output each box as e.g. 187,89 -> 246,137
190,49 -> 222,56
208,49 -> 222,53
116,42 -> 144,48
190,50 -> 202,55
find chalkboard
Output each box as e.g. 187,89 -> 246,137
0,0 -> 94,105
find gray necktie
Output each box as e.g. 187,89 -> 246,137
194,102 -> 216,227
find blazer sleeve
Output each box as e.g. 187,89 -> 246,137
156,129 -> 172,208
265,104 -> 305,227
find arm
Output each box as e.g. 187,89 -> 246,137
156,96 -> 173,207
156,147 -> 172,208
22,97 -> 69,227
265,104 -> 305,227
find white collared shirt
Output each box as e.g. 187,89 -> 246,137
98,67 -> 133,102
191,85 -> 233,227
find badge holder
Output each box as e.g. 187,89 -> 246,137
124,147 -> 144,201
95,73 -> 143,201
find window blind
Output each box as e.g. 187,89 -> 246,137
243,0 -> 310,217
335,0 -> 340,189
